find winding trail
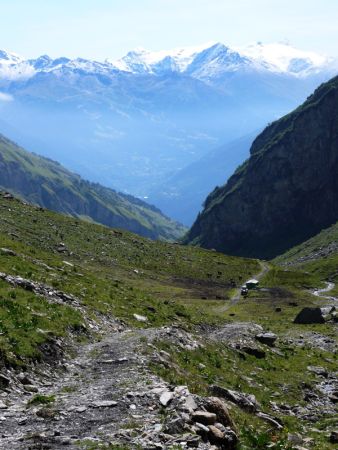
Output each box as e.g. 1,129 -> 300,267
312,281 -> 337,304
216,260 -> 270,313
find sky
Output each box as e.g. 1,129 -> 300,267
1,0 -> 338,60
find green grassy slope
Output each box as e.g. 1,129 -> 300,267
0,134 -> 185,240
0,192 -> 259,364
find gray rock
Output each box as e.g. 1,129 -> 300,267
307,366 -> 328,378
159,391 -> 174,407
257,412 -> 283,429
330,431 -> 338,443
241,345 -> 266,359
0,400 -> 7,409
288,433 -> 303,445
255,332 -> 277,346
0,248 -> 16,256
208,426 -> 238,449
183,395 -> 198,412
164,416 -> 186,434
133,314 -> 148,322
0,374 -> 11,389
91,400 -> 118,408
195,422 -> 209,433
24,385 -> 38,393
209,385 -> 259,412
18,373 -> 33,386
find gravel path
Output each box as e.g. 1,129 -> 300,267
216,261 -> 270,313
0,329 -> 172,449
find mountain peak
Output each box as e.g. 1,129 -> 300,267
0,49 -> 23,64
237,41 -> 330,74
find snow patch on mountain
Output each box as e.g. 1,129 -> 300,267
237,42 -> 331,75
110,43 -> 215,74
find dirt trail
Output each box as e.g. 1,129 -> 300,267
216,260 -> 270,313
0,325 -> 210,449
0,329 -> 172,449
312,281 -> 337,303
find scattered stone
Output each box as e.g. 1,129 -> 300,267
208,426 -> 238,449
0,400 -> 7,409
329,393 -> 338,403
241,345 -> 266,359
186,435 -> 200,447
209,385 -> 259,412
56,243 -> 68,253
0,374 -> 10,389
208,425 -> 225,445
192,411 -> 217,425
203,397 -> 235,429
257,412 -> 283,429
91,400 -> 118,408
159,391 -> 174,407
307,366 -> 328,378
18,373 -> 34,386
24,385 -> 39,393
288,433 -> 303,445
164,416 -> 186,434
62,261 -> 74,267
255,332 -> 277,346
0,248 -> 16,256
75,406 -> 87,413
133,314 -> 148,322
330,431 -> 338,443
195,422 -> 209,433
183,395 -> 198,412
2,192 -> 14,199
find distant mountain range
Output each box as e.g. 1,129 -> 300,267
0,134 -> 185,240
185,75 -> 338,258
0,42 -> 337,224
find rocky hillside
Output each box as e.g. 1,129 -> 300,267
275,221 -> 338,267
0,134 -> 185,240
185,75 -> 338,259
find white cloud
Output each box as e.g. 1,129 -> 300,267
0,92 -> 13,102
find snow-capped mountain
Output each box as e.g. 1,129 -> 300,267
0,41 -> 334,82
237,42 -> 332,75
108,41 -> 333,78
0,42 -> 336,225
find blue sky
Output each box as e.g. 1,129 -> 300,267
1,0 -> 337,59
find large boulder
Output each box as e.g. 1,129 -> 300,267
294,307 -> 335,324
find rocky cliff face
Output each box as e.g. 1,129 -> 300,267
0,135 -> 185,240
185,76 -> 338,258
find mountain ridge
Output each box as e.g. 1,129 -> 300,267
1,41 -> 333,80
184,75 -> 338,258
0,133 -> 185,240
1,42 -> 337,224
